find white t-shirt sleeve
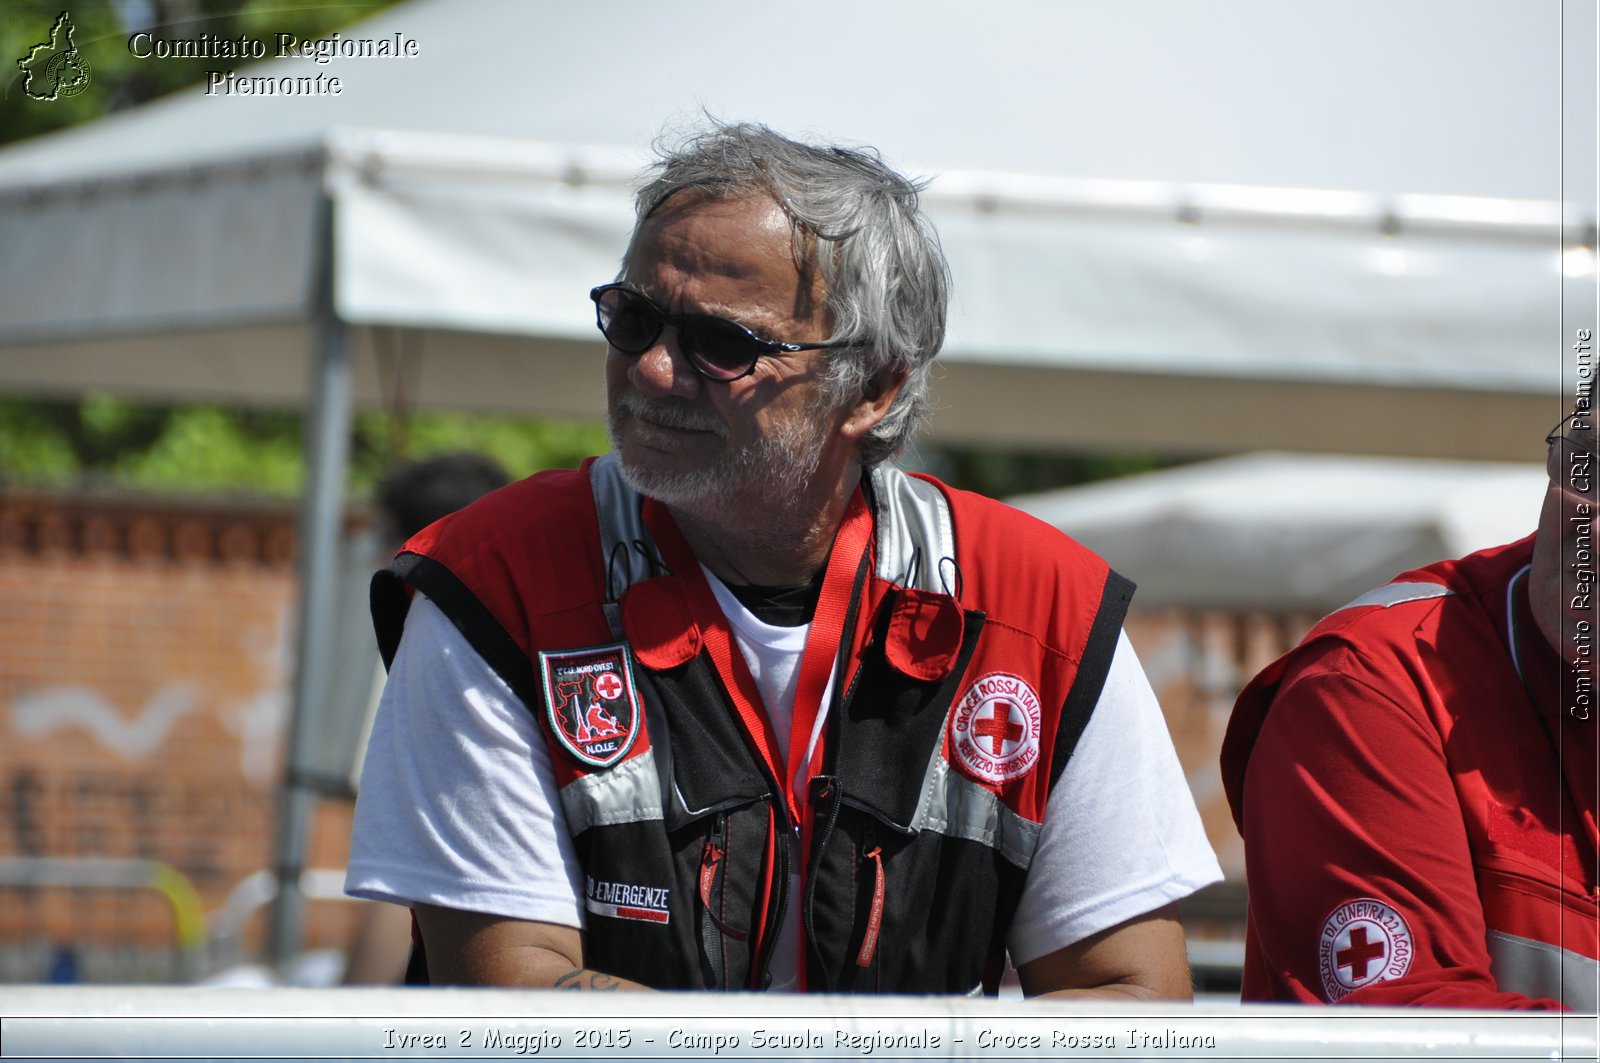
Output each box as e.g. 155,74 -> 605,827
1005,630 -> 1223,967
344,593 -> 584,927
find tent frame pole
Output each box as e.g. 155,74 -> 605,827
268,194 -> 352,973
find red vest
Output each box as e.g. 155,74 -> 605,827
375,455 -> 1130,992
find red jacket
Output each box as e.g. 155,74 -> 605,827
1222,536 -> 1599,1009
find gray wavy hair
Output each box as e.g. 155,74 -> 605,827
632,121 -> 951,467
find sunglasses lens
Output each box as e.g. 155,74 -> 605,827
595,288 -> 661,353
681,317 -> 761,380
591,285 -> 766,381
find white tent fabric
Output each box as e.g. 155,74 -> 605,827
0,0 -> 1587,196
1,125 -> 1576,455
1010,453 -> 1548,611
1,0 -> 1592,457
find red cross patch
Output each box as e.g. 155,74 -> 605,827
594,672 -> 624,701
538,643 -> 642,769
1318,898 -> 1414,1001
948,672 -> 1042,784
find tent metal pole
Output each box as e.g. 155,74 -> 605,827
268,197 -> 352,973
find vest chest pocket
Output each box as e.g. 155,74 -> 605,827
804,784 -> 1025,995
674,799 -> 774,990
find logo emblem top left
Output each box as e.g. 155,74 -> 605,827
539,643 -> 643,769
18,12 -> 92,102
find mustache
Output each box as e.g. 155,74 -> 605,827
617,395 -> 728,438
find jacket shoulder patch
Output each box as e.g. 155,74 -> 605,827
948,672 -> 1042,784
1318,897 -> 1414,1000
539,643 -> 642,769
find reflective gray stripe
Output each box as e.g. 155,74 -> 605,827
869,465 -> 955,593
873,467 -> 1039,867
1331,581 -> 1455,615
909,756 -> 1042,870
559,747 -> 665,834
595,459 -> 955,596
589,453 -> 657,598
1487,929 -> 1600,1009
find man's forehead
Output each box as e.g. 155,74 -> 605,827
643,186 -> 790,235
621,189 -> 826,316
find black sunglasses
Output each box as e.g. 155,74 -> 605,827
590,283 -> 848,382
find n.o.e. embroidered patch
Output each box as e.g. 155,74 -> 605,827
539,643 -> 642,769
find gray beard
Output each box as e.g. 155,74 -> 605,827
607,396 -> 830,525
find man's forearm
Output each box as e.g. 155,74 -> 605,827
1017,905 -> 1194,1000
424,941 -> 653,990
1035,980 -> 1191,1002
413,904 -> 651,990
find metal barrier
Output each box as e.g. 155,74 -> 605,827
0,857 -> 207,982
0,857 -> 207,951
0,860 -> 360,984
208,867 -> 357,969
2,986 -> 1595,1061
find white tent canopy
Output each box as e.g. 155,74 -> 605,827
1010,453 -> 1548,612
1,0 -> 1593,458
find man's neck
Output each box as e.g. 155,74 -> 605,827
670,467 -> 863,588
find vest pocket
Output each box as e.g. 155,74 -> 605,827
697,810 -> 758,989
805,779 -> 896,992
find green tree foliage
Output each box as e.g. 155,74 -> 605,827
923,447 -> 1167,499
0,395 -> 610,497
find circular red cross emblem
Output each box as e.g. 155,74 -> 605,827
1318,898 -> 1413,1001
594,672 -> 624,701
949,672 -> 1042,784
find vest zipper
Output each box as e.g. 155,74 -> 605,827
698,811 -> 746,989
755,795 -> 791,990
803,775 -> 846,992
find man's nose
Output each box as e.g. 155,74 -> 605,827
628,328 -> 699,396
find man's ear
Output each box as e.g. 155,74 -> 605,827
841,366 -> 908,442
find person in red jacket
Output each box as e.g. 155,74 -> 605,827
1222,404 -> 1599,1009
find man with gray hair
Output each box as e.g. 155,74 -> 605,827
347,122 -> 1219,996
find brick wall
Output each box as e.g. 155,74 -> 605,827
0,492 -> 360,982
1126,607 -> 1316,883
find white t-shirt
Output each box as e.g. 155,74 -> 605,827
347,588 -> 1222,981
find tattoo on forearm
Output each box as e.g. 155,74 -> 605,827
553,969 -> 621,991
